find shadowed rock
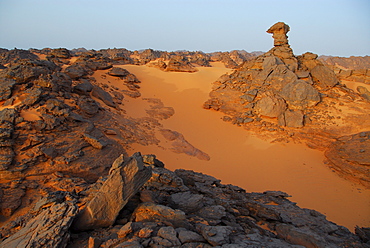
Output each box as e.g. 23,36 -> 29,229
0,197 -> 77,248
72,153 -> 152,231
91,85 -> 116,108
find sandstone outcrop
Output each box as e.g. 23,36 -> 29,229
325,131 -> 370,187
0,193 -> 78,248
65,156 -> 366,247
72,153 -> 152,231
320,55 -> 370,84
204,22 -> 369,186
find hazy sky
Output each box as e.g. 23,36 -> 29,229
0,0 -> 369,56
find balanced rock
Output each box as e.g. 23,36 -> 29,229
266,21 -> 290,46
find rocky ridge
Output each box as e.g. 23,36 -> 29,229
1,152 -> 368,248
204,22 -> 370,187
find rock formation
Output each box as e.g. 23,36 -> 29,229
72,153 -> 152,231
1,153 -> 367,247
320,55 -> 370,86
204,22 -> 369,187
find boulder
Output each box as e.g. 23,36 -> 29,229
310,65 -> 338,90
64,64 -> 88,79
254,94 -> 287,118
77,96 -> 100,116
157,226 -> 181,246
91,85 -> 116,108
132,202 -> 186,226
178,229 -> 206,244
73,79 -> 93,95
0,199 -> 77,248
72,153 -> 152,231
280,80 -> 320,109
108,67 -> 130,77
198,225 -> 233,246
170,191 -> 204,213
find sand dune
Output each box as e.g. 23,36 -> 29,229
116,63 -> 370,231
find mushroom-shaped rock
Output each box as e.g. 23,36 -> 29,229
267,22 -> 290,46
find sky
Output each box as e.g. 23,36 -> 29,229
0,0 -> 369,57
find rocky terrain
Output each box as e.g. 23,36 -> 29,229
0,22 -> 369,247
204,22 -> 370,188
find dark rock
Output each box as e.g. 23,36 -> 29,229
198,225 -> 233,246
73,79 -> 93,95
50,48 -> 71,59
23,87 -> 43,106
64,64 -> 88,79
41,146 -> 58,159
177,229 -> 206,244
0,60 -> 56,83
0,147 -> 15,170
170,191 -> 204,213
157,226 -> 181,246
0,188 -> 25,216
197,205 -> 226,221
78,96 -> 100,116
276,223 -> 328,247
91,85 -> 116,108
0,48 -> 38,64
108,67 -> 130,77
355,226 -> 370,243
0,78 -> 17,101
0,120 -> 14,140
0,108 -> 16,125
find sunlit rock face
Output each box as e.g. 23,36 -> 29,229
204,22 -> 369,186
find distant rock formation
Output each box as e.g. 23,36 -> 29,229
320,55 -> 370,84
204,22 -> 369,187
204,22 -> 339,128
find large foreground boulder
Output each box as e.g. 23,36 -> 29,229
72,153 -> 152,231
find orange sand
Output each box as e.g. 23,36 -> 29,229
109,63 -> 369,231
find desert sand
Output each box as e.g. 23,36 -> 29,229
104,63 -> 370,231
